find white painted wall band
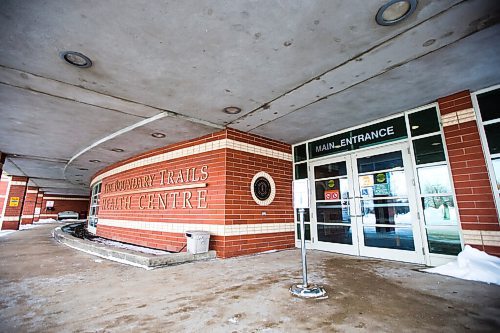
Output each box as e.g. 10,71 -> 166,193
462,230 -> 500,247
10,181 -> 27,186
2,216 -> 20,221
21,215 -> 34,219
42,197 -> 89,201
98,219 -> 294,237
26,190 -> 38,194
91,138 -> 292,186
441,108 -> 476,127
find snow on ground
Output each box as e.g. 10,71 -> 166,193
423,245 -> 500,285
0,230 -> 16,238
35,218 -> 57,224
19,224 -> 43,230
91,237 -> 171,255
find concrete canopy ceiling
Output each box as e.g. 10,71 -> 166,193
0,0 -> 499,195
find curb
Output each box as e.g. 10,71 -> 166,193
52,226 -> 217,269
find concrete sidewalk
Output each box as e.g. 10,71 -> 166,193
0,223 -> 499,332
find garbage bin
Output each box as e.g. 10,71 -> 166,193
185,230 -> 210,254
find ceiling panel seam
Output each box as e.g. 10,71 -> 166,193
229,0 -> 467,127
248,26 -> 497,135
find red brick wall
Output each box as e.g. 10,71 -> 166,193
40,196 -> 90,219
20,187 -> 38,225
2,176 -> 28,230
93,129 -> 294,258
221,129 -> 294,257
438,91 -> 500,255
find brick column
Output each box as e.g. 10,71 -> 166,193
438,90 -> 500,256
33,191 -> 44,222
20,186 -> 38,225
2,176 -> 28,230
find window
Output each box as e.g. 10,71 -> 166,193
408,106 -> 462,255
88,182 -> 101,232
293,144 -> 308,180
474,86 -> 500,218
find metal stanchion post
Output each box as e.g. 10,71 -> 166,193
299,208 -> 308,287
290,205 -> 326,299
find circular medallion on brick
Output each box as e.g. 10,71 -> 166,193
251,171 -> 276,206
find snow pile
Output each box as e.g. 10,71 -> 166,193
35,218 -> 57,224
423,245 -> 500,285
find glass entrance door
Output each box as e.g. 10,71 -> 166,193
311,155 -> 359,255
310,143 -> 425,263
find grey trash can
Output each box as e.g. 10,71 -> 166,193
185,230 -> 210,254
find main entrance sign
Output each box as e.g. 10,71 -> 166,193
309,117 -> 407,159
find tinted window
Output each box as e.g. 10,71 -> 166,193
408,107 -> 440,137
484,122 -> 500,154
477,88 -> 500,122
357,151 -> 403,173
294,144 -> 307,162
295,163 -> 308,180
314,161 -> 347,179
413,135 -> 445,165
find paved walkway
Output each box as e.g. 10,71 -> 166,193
0,223 -> 499,332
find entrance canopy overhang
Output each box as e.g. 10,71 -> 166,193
0,0 -> 499,195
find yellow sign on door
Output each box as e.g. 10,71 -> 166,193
9,197 -> 20,207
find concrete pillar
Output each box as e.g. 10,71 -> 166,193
0,152 -> 5,178
20,186 -> 38,225
1,176 -> 28,230
438,90 -> 500,256
33,191 -> 44,222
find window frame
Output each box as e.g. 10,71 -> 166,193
472,84 -> 500,220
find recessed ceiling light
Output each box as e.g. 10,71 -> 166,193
431,142 -> 441,146
376,0 -> 417,26
89,159 -> 101,163
151,132 -> 166,138
111,148 -> 124,152
223,106 -> 242,115
60,51 -> 93,68
411,125 -> 419,129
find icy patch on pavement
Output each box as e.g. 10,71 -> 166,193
423,245 -> 500,285
0,230 -> 16,237
91,237 -> 171,255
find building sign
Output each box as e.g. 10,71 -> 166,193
254,177 -> 272,201
100,165 -> 209,211
309,117 -> 407,159
9,197 -> 20,207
